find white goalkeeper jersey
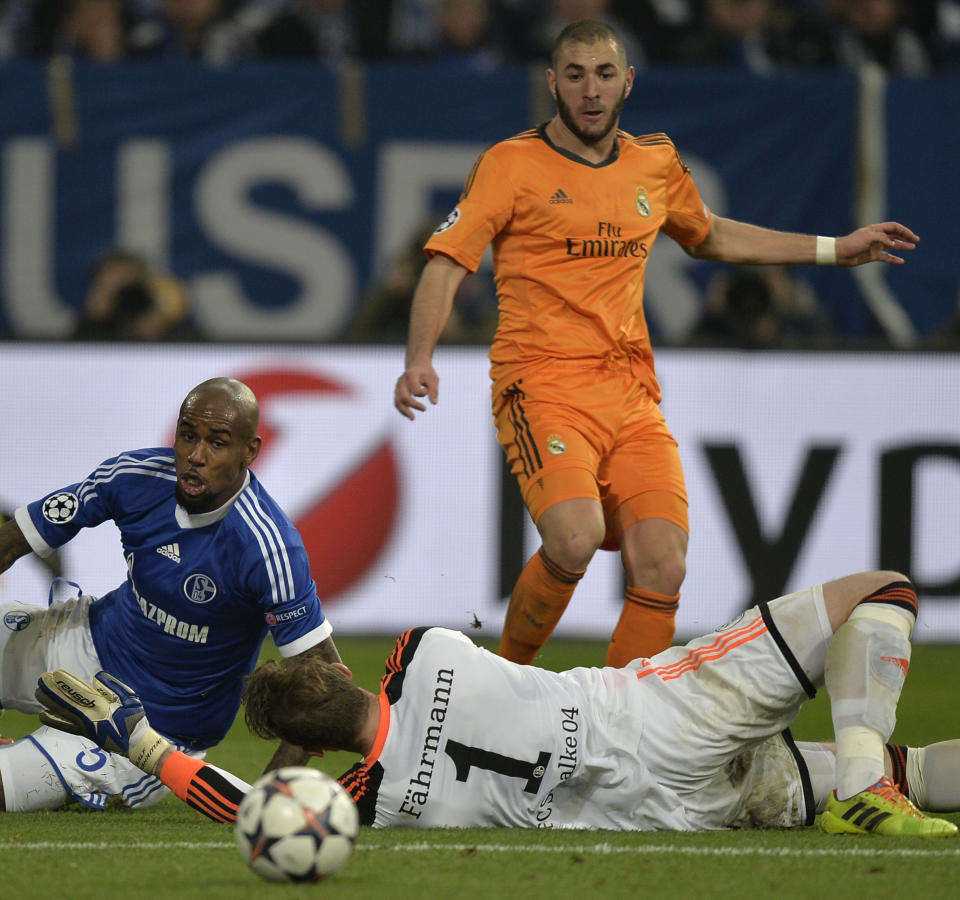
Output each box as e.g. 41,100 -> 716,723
338,621 -> 815,831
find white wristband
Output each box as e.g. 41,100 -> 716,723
816,235 -> 837,266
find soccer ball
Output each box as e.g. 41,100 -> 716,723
235,766 -> 359,883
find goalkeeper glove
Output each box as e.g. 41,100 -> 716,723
36,669 -> 171,774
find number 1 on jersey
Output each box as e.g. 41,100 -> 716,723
444,739 -> 552,793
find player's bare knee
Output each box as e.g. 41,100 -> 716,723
538,508 -> 604,571
542,530 -> 602,571
656,554 -> 686,595
623,547 -> 685,595
537,497 -> 607,572
822,570 -> 914,632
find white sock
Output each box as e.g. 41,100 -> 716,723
905,741 -> 960,812
796,741 -> 837,814
825,603 -> 913,800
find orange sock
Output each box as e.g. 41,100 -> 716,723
606,587 -> 679,667
498,548 -> 584,664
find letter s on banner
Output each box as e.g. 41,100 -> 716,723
192,136 -> 356,340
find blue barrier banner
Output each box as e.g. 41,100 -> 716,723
617,67 -> 861,337
0,60 -> 952,340
885,74 -> 960,337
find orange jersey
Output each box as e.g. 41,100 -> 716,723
425,125 -> 712,397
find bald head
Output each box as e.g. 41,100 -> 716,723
180,377 -> 259,443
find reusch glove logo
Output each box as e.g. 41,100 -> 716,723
54,679 -> 96,708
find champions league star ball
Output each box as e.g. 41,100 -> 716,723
41,492 -> 78,523
235,767 -> 359,883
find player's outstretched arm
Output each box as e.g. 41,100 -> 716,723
36,669 -> 247,823
152,750 -> 248,823
685,216 -> 918,267
394,253 -> 469,420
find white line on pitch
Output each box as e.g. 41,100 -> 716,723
3,840 -> 960,858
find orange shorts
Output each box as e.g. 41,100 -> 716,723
492,359 -> 688,549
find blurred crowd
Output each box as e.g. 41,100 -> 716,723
0,0 -> 958,75
2,0 -> 958,351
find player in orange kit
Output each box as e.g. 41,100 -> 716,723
394,19 -> 920,667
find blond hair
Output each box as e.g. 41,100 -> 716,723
243,654 -> 368,751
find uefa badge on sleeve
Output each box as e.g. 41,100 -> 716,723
433,207 -> 461,234
42,492 -> 79,524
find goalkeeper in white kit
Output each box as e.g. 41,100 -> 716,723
35,570 -> 960,835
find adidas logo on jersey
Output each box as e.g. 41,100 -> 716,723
157,543 -> 181,563
549,188 -> 573,204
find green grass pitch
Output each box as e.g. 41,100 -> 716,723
3,636 -> 959,900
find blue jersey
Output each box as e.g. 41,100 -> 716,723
15,448 -> 331,749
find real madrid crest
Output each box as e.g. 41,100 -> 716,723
546,435 -> 567,455
635,186 -> 650,217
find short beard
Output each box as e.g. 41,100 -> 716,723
555,83 -> 627,147
175,484 -> 206,513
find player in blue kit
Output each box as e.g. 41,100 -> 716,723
0,377 -> 343,812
